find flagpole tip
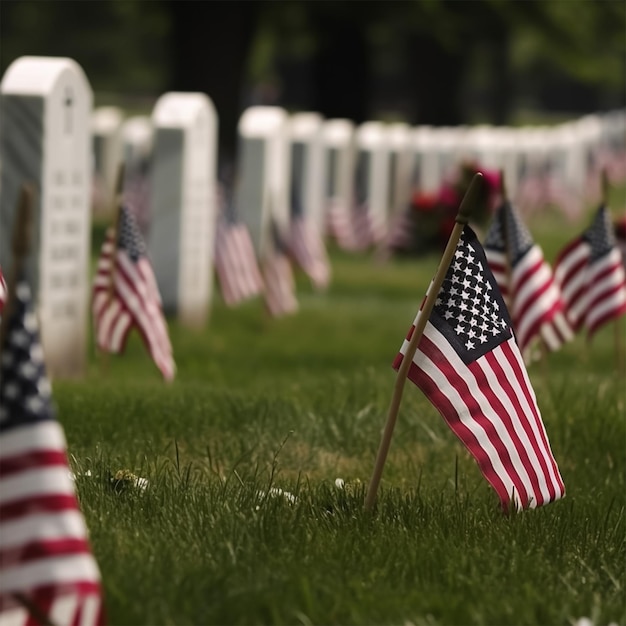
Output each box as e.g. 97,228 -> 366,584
456,172 -> 484,225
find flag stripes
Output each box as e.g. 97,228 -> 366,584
554,205 -> 626,337
395,315 -> 565,511
214,219 -> 264,306
262,252 -> 298,317
288,216 -> 331,290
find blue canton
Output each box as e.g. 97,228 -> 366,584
503,201 -> 534,265
430,227 -> 513,364
117,206 -> 147,262
0,277 -> 54,431
584,205 -> 616,262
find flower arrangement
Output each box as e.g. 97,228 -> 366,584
390,161 -> 502,256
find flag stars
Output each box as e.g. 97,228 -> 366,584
465,339 -> 475,350
19,361 -> 38,379
4,381 -> 19,399
25,394 -> 45,413
23,311 -> 38,333
30,343 -> 44,363
11,329 -> 30,348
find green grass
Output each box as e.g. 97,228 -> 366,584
54,199 -> 626,625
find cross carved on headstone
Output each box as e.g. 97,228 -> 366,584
64,87 -> 73,134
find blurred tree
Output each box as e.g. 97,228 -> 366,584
0,0 -> 170,99
167,0 -> 261,169
0,0 -> 624,164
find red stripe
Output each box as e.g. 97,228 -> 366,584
0,495 -> 79,523
0,450 -> 69,477
0,538 -> 93,568
0,584 -> 103,614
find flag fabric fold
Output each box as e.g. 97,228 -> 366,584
214,217 -> 264,307
0,267 -> 6,315
553,204 -> 626,337
92,205 -> 175,381
288,215 -> 331,291
484,200 -> 573,358
0,275 -> 104,625
262,250 -> 299,318
393,225 -> 565,511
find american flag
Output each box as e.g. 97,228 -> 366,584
262,251 -> 299,318
262,250 -> 298,318
0,274 -> 104,625
92,205 -> 175,381
351,204 -> 386,252
325,199 -> 358,251
214,218 -> 264,306
484,200 -> 573,358
261,219 -> 299,318
553,205 -> 626,337
393,226 -> 566,511
288,215 -> 331,291
0,267 -> 6,315
385,208 -> 416,254
616,214 -> 626,271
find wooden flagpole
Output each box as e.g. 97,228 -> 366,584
364,172 -> 484,512
0,183 -> 35,352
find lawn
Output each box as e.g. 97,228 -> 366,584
53,196 -> 626,625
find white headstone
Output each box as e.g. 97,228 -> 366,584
386,122 -> 414,216
288,112 -> 325,234
91,105 -> 124,213
412,126 -> 440,192
233,106 -> 290,259
354,121 -> 390,236
0,55 -> 93,378
321,118 -> 355,213
148,92 -> 218,328
121,115 -> 153,173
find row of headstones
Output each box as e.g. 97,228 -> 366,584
0,55 -> 624,380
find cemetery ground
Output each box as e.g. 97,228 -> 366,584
54,199 -> 625,626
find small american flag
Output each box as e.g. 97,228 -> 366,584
288,215 -> 331,291
214,218 -> 264,306
554,205 -> 626,337
92,205 -> 175,381
394,226 -> 565,511
0,267 -> 6,315
484,201 -> 573,358
0,275 -> 104,625
262,250 -> 298,318
325,198 -> 358,251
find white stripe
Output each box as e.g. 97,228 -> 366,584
0,554 -> 101,593
49,592 -> 80,625
109,310 -> 132,352
0,510 -> 89,549
0,466 -> 76,506
78,593 -> 101,626
1,421 -> 66,458
0,606 -> 29,626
